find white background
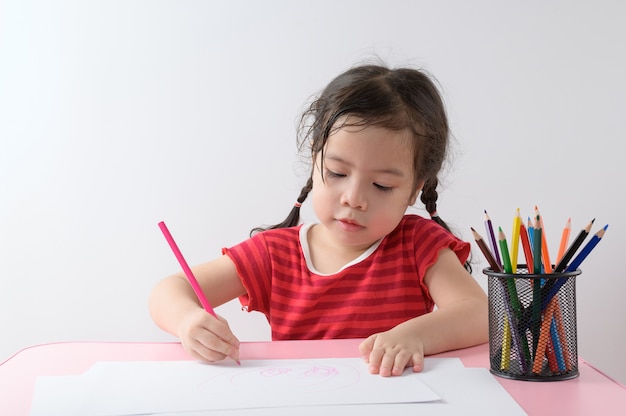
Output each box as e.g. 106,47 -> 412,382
1,1 -> 624,385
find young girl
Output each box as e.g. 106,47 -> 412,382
149,63 -> 488,377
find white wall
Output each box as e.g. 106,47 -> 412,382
1,0 -> 624,385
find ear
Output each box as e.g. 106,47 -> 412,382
409,180 -> 425,206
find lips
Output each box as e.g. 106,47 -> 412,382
337,218 -> 364,231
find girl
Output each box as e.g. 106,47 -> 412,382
149,63 -> 488,377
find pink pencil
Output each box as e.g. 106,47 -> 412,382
158,221 -> 241,365
158,221 -> 217,317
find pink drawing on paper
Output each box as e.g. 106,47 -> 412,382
197,363 -> 360,394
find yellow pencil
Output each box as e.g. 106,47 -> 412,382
511,208 -> 521,273
500,318 -> 512,370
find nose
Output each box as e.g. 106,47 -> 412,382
340,179 -> 368,210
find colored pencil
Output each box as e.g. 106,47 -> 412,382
532,299 -> 556,373
498,227 -> 513,274
158,221 -> 240,365
527,217 -> 535,248
535,207 -> 553,274
473,226 -> 515,370
519,220 -> 534,273
554,218 -> 595,273
542,225 -> 608,309
158,221 -> 217,317
531,215 -> 543,354
498,227 -> 522,317
500,314 -> 512,370
484,210 -> 501,266
493,226 -> 531,368
511,208 -> 521,273
532,215 -> 543,276
542,218 -> 595,310
546,335 -> 560,372
496,276 -> 529,373
556,218 -> 572,263
471,227 -> 502,272
565,224 -> 608,272
550,318 -> 566,371
553,299 -> 572,371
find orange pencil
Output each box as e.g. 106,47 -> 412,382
556,218 -> 572,263
546,336 -> 560,372
532,299 -> 556,373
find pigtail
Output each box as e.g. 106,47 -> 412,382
250,177 -> 313,236
420,177 -> 472,273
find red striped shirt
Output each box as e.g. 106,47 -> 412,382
223,214 -> 470,340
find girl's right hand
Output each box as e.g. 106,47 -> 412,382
177,307 -> 241,364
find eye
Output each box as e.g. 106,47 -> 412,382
325,169 -> 346,179
374,183 -> 393,192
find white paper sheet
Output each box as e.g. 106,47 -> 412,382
119,362 -> 527,416
30,357 -> 441,415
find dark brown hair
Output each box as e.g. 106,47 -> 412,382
251,63 -> 469,270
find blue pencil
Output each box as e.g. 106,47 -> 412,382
550,319 -> 566,371
565,224 -> 608,272
542,224 -> 608,308
527,216 -> 534,246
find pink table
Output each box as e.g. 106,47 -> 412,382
2,339 -> 625,415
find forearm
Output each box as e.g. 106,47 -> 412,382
148,275 -> 203,337
404,297 -> 489,356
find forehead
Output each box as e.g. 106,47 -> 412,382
323,124 -> 415,173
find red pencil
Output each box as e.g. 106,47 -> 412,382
519,221 -> 534,273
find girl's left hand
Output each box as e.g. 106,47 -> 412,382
358,327 -> 425,377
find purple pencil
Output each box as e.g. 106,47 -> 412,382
484,210 -> 501,266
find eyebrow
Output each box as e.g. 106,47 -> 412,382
324,154 -> 407,178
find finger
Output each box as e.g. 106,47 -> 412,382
198,317 -> 240,364
214,315 -> 241,349
358,335 -> 376,362
391,350 -> 412,376
377,350 -> 398,377
411,352 -> 424,373
365,345 -> 385,375
210,317 -> 241,363
190,331 -> 230,362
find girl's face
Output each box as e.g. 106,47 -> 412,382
311,122 -> 421,252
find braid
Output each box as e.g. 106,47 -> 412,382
420,177 -> 472,273
420,178 -> 439,218
250,177 -> 313,236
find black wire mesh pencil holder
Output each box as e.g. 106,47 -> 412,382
483,265 -> 581,381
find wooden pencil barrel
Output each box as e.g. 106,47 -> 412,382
483,265 -> 581,381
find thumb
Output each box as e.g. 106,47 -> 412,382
358,334 -> 377,362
